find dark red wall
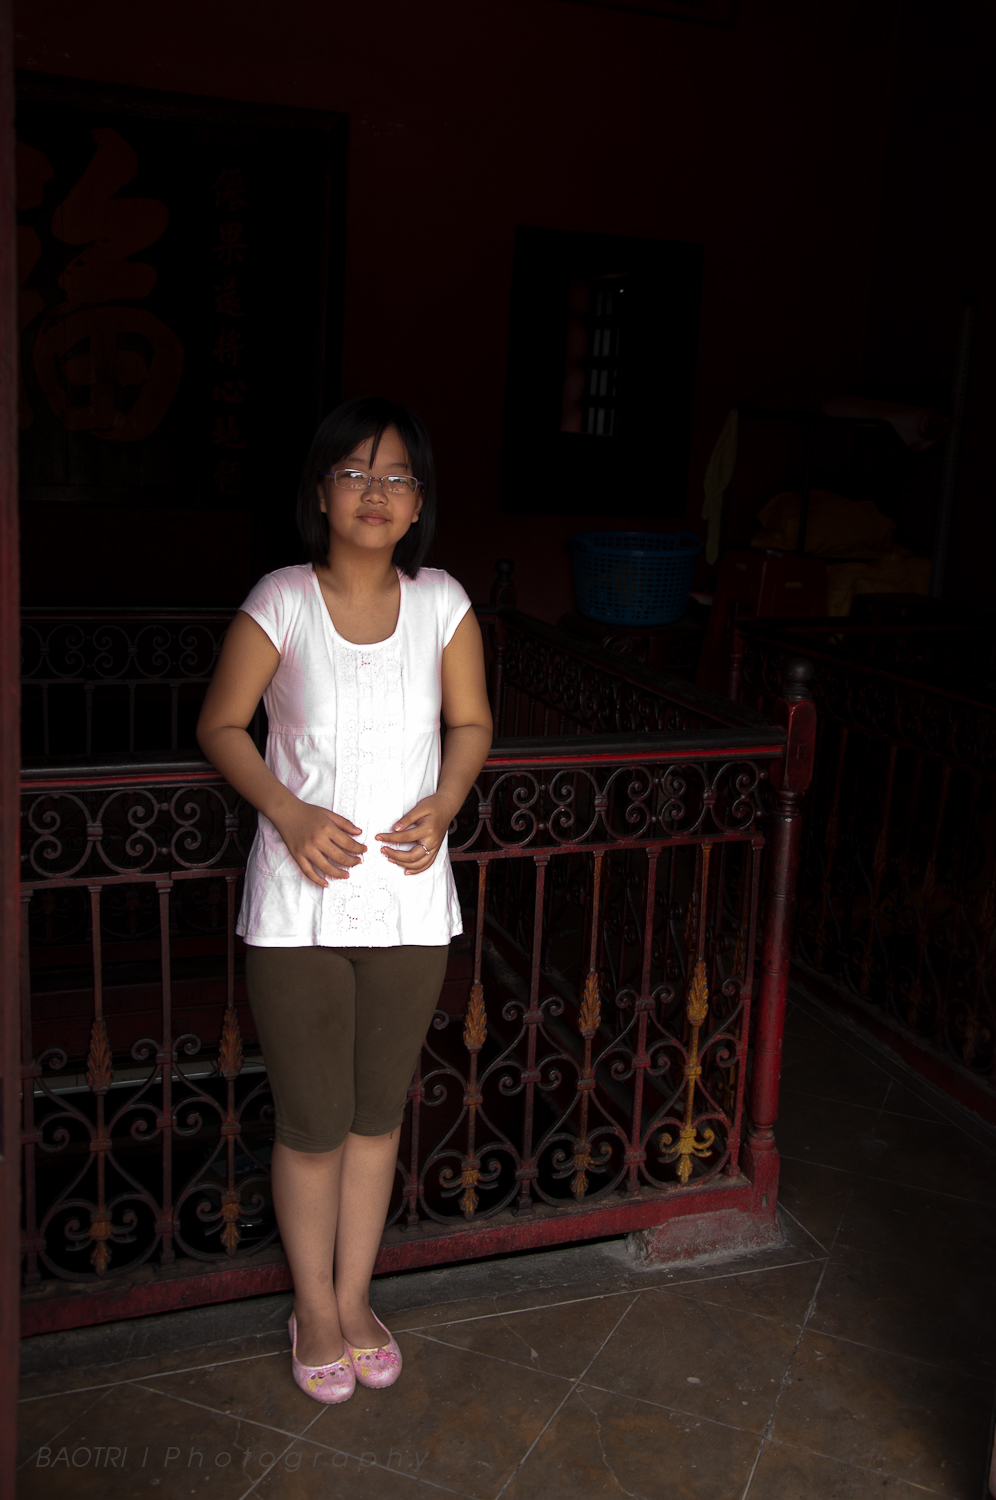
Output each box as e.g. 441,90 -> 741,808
15,0 -> 906,619
860,0 -> 996,610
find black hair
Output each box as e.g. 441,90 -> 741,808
296,395 -> 436,578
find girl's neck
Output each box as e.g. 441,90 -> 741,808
316,546 -> 398,600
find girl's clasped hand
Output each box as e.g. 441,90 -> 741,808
275,793 -> 453,887
375,792 -> 453,874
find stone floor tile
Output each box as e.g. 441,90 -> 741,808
393,1285 -> 626,1337
809,1242 -> 996,1376
374,1252 -> 689,1332
398,1254 -> 822,1336
389,1245 -> 819,1351
296,1322 -> 575,1500
583,1287 -> 800,1435
748,1439 -> 951,1498
17,1385 -> 114,1471
504,1382 -> 760,1499
385,1294 -> 520,1335
779,1089 -> 994,1206
863,1108 -> 996,1201
877,1078 -> 948,1125
777,1158 -> 854,1249
834,1173 -> 996,1277
771,1328 -> 993,1498
405,1289 -> 633,1380
18,1290 -> 297,1386
777,1091 -> 901,1177
783,1006 -> 949,1124
375,1234 -> 671,1317
782,1002 -> 830,1043
387,1254 -> 804,1338
18,1327 -> 289,1403
667,1258 -> 825,1326
17,1380 -> 307,1497
767,1200 -> 837,1258
774,1202 -> 836,1258
253,1438 -> 475,1498
785,1121 -> 987,1207
134,1340 -> 340,1436
484,1220 -> 824,1307
661,1247 -> 825,1289
779,1029 -> 892,1112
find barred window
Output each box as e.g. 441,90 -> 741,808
562,276 -> 628,438
502,227 -> 702,517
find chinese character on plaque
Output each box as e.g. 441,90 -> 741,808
211,328 -> 245,366
213,276 -> 245,317
212,459 -> 244,493
211,167 -> 248,211
212,414 -> 248,449
213,379 -> 248,404
213,222 -> 247,266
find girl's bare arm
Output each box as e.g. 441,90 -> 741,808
377,609 -> 493,872
196,612 -> 366,886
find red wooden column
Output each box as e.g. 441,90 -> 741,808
742,657 -> 816,1220
0,0 -> 21,1491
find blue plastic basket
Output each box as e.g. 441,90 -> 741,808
568,530 -> 703,627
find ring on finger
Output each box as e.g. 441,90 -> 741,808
417,841 -> 431,856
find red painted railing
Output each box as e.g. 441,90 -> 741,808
736,616 -> 996,1122
20,608 -> 813,1334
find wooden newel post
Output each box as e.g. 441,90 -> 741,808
490,557 -> 516,610
742,656 -> 816,1219
726,623 -> 746,702
487,559 -> 515,733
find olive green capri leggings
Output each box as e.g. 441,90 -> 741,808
245,944 -> 449,1154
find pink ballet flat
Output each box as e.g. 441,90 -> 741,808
344,1311 -> 403,1390
288,1313 -> 355,1404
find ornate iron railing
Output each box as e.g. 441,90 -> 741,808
737,617 -> 996,1105
489,608 -> 750,738
21,607 -> 234,760
20,608 -> 813,1333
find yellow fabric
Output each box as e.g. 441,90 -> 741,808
752,490 -> 895,557
825,551 -> 932,617
701,409 -> 738,565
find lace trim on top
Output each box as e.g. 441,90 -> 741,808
323,636 -> 406,941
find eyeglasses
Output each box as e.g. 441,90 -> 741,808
322,468 -> 424,497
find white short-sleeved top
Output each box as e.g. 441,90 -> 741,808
235,563 -> 473,948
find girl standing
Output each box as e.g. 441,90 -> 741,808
197,396 -> 492,1403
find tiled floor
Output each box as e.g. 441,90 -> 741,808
17,992 -> 996,1499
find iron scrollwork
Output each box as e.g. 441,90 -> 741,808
21,610 -> 780,1295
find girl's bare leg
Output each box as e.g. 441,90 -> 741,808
272,1129 -> 399,1363
334,1126 -> 401,1347
270,1140 -> 345,1367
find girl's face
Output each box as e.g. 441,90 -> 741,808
318,425 -> 422,562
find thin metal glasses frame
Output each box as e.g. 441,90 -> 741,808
322,468 -> 424,496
